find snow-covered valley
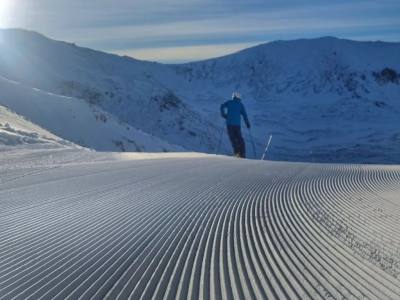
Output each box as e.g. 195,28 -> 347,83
1,29 -> 399,163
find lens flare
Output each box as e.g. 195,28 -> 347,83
0,0 -> 14,28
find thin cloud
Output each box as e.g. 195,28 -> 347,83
2,0 -> 399,62
66,13 -> 399,49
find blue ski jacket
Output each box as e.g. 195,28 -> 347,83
220,99 -> 250,128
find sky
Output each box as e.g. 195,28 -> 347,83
0,0 -> 399,63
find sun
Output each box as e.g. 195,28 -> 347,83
0,0 -> 14,28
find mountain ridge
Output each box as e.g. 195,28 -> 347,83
2,28 -> 400,64
0,28 -> 399,163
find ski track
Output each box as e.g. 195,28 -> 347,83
0,150 -> 399,299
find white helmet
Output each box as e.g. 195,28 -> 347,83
232,92 -> 242,100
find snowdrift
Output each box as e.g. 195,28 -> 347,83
0,105 -> 72,149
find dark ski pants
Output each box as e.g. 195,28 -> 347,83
227,125 -> 246,158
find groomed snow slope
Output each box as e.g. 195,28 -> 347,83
0,149 -> 399,299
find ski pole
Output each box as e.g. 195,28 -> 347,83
216,126 -> 224,155
247,128 -> 257,158
261,135 -> 273,160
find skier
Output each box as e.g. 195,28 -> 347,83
220,92 -> 251,158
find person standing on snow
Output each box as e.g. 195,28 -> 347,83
220,92 -> 251,158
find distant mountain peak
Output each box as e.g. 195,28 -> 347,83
1,29 -> 399,163
0,28 -> 49,41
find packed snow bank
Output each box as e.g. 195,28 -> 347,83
0,126 -> 49,146
0,149 -> 399,299
0,105 -> 73,149
0,75 -> 184,152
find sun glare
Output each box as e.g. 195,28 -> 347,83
0,0 -> 14,28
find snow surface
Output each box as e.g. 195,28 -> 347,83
0,29 -> 218,154
1,29 -> 399,299
171,37 -> 400,163
0,104 -> 73,150
0,148 -> 399,299
1,30 -> 399,163
0,75 -> 183,152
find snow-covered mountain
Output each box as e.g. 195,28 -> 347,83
0,76 -> 183,152
172,37 -> 400,163
0,29 -> 217,154
0,29 -> 399,163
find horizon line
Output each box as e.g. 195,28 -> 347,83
1,27 -> 399,64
